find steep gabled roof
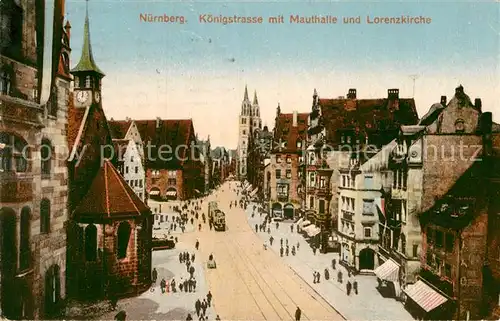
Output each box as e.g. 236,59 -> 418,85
74,160 -> 149,219
108,120 -> 132,139
273,112 -> 309,154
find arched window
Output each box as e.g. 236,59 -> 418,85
20,207 -> 31,270
41,139 -> 52,177
85,76 -> 91,88
0,132 -> 28,172
455,119 -> 465,133
117,222 -> 131,259
85,224 -> 97,261
40,198 -> 51,233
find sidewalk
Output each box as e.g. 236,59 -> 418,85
98,242 -> 217,320
246,206 -> 414,321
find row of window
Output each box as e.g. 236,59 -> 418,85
426,227 -> 455,253
426,253 -> 453,279
341,196 -> 355,212
125,166 -> 140,174
276,155 -> 292,164
0,133 -> 54,177
125,179 -> 143,188
340,174 -> 355,188
393,168 -> 408,190
275,169 -> 292,179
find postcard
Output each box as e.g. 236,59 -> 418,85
0,0 -> 499,320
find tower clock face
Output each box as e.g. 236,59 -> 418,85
94,92 -> 101,103
76,91 -> 89,103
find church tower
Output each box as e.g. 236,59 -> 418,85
237,85 -> 262,180
70,1 -> 104,108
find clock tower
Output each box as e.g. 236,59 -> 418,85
70,0 -> 104,108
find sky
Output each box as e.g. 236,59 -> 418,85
66,0 -> 499,148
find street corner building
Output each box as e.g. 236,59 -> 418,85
0,0 -> 71,318
68,160 -> 153,301
304,88 -> 419,256
266,105 -> 308,221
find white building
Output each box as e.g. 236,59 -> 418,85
115,138 -> 146,201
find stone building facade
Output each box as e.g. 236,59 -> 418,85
0,0 -> 69,318
268,108 -> 308,220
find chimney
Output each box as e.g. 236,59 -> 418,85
388,89 -> 399,99
455,85 -> 464,95
347,88 -> 357,99
156,117 -> 161,128
293,111 -> 298,127
125,117 -> 131,121
440,96 -> 447,106
475,98 -> 482,112
110,117 -> 114,121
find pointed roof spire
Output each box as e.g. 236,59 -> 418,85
243,85 -> 249,101
71,0 -> 105,76
253,90 -> 259,105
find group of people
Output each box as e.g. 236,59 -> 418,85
310,259 -> 359,295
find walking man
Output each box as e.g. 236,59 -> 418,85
255,224 -> 258,233
291,225 -> 294,233
313,272 -> 317,284
195,240 -> 200,250
353,280 -> 358,295
195,299 -> 201,316
280,247 -> 284,257
160,278 -> 166,293
270,236 -> 274,246
207,291 -> 212,306
152,268 -> 158,283
295,306 -> 301,321
346,281 -> 352,295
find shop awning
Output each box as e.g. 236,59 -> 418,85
299,220 -> 311,228
308,226 -> 321,237
250,188 -> 258,197
149,190 -> 160,196
374,259 -> 400,283
296,218 -> 304,226
194,189 -> 201,194
404,280 -> 448,312
166,191 -> 177,196
245,184 -> 253,192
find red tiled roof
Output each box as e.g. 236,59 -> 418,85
108,120 -> 132,139
317,97 -> 419,145
74,160 -> 150,219
134,119 -> 195,168
273,112 -> 309,153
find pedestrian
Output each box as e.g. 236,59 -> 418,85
286,239 -> 289,246
186,313 -> 193,321
317,271 -> 321,283
276,222 -> 279,229
270,236 -> 274,246
267,227 -> 271,234
297,242 -> 300,250
179,280 -> 184,292
160,278 -> 166,293
179,253 -> 183,263
285,247 -> 289,256
295,306 -> 301,321
198,223 -> 202,231
165,279 -> 170,293
184,279 -> 188,292
207,291 -> 212,306
353,280 -> 358,295
215,315 -> 221,321
255,224 -> 258,233
292,246 -> 296,256
291,225 -> 294,233
202,299 -> 208,315
332,258 -> 336,270
195,240 -> 200,250
346,281 -> 352,295
324,268 -> 329,280
338,271 -> 343,284
280,238 -> 283,246
193,278 -> 197,291
313,271 -> 317,284
192,253 -> 196,262
280,247 -> 284,257
171,278 -> 176,292
190,265 -> 195,278
195,299 -> 201,316
152,268 -> 158,283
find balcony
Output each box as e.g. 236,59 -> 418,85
315,187 -> 331,198
0,174 -> 33,203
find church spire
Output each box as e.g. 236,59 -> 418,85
253,90 -> 259,105
243,85 -> 249,101
71,0 -> 105,76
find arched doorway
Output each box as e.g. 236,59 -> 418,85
165,187 -> 177,201
148,187 -> 161,201
359,248 -> 375,270
44,265 -> 61,317
283,204 -> 294,220
271,203 -> 282,218
0,207 -> 17,318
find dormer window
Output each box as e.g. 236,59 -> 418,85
455,119 -> 465,133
